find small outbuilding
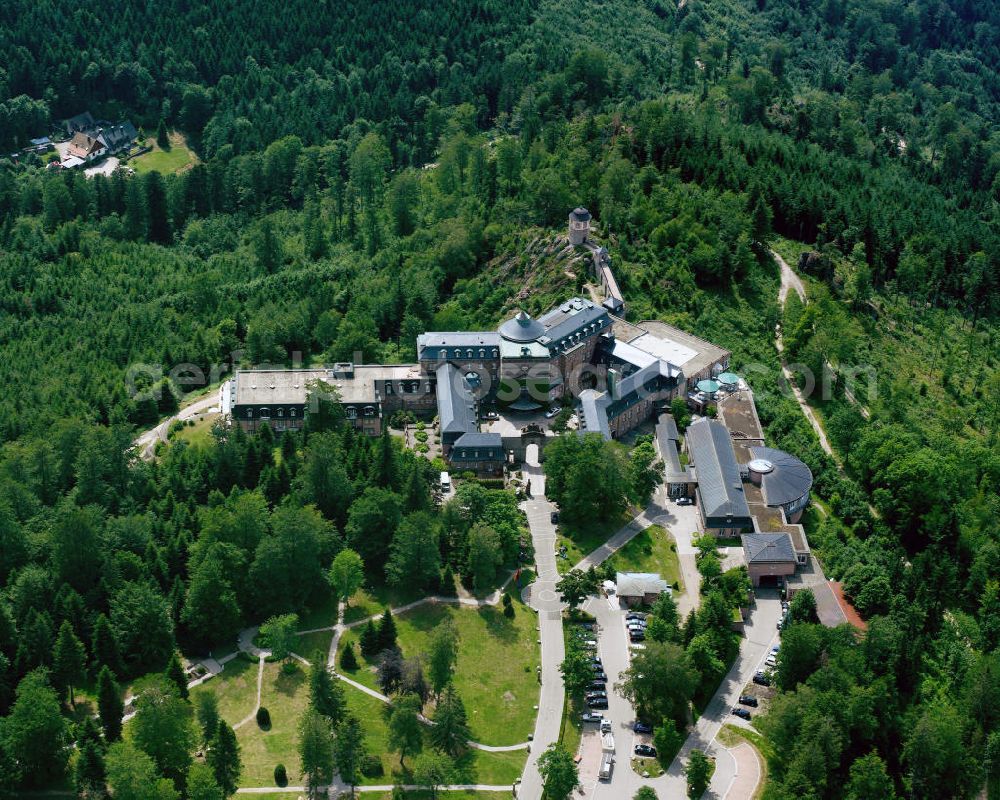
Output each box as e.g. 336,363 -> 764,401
742,532 -> 797,586
616,572 -> 669,606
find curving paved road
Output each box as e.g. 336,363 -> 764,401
516,449 -> 567,800
134,391 -> 221,460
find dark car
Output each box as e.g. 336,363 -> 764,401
586,692 -> 608,703
589,680 -> 607,691
738,695 -> 759,707
550,511 -> 560,523
587,697 -> 609,709
625,612 -> 646,621
593,671 -> 607,682
633,721 -> 653,734
732,708 -> 752,720
634,744 -> 658,758
629,631 -> 646,642
591,656 -> 603,667
752,672 -> 772,687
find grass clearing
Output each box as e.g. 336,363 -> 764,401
131,131 -> 197,175
195,655 -> 259,727
294,630 -> 332,662
351,598 -> 540,746
604,525 -> 683,590
171,414 -> 219,448
236,661 -> 310,787
556,510 -> 632,573
343,683 -> 525,787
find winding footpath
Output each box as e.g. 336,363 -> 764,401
772,249 -> 837,460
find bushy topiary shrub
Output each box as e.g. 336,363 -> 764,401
414,430 -> 428,442
256,706 -> 271,728
274,764 -> 287,786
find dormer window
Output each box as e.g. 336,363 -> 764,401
347,408 -> 357,419
246,409 -> 253,419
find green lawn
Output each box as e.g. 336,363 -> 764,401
132,131 -> 197,175
194,656 -> 259,728
294,630 -> 333,662
344,683 -> 525,787
605,525 -> 683,591
236,661 -> 311,787
171,413 -> 219,448
346,599 -> 540,746
556,510 -> 632,573
342,580 -> 425,625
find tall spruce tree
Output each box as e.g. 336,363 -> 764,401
96,665 -> 124,742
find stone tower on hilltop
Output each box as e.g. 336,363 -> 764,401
568,207 -> 591,245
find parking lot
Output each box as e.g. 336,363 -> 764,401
576,591 -> 654,797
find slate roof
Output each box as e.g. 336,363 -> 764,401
436,362 -> 477,435
499,311 -> 546,343
578,389 -> 611,440
748,446 -> 814,507
570,207 -> 592,221
686,418 -> 751,522
616,572 -> 669,597
742,532 -> 796,564
417,332 -> 501,361
537,299 -> 610,348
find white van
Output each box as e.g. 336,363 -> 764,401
598,752 -> 614,781
439,472 -> 451,492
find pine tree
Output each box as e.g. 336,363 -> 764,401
333,714 -> 365,791
156,118 -> 170,149
430,684 -> 471,756
402,466 -> 429,512
52,620 -> 87,706
378,609 -> 398,652
371,426 -> 397,489
207,719 -> 241,797
359,620 -> 380,658
340,640 -> 359,671
96,665 -> 124,742
308,658 -> 345,727
194,690 -> 221,748
165,651 -> 189,700
255,218 -> 282,273
75,738 -> 107,796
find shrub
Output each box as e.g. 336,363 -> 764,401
360,754 -> 384,777
414,430 -> 428,442
256,706 -> 271,729
415,443 -> 429,453
274,764 -> 287,786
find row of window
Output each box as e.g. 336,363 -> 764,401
246,407 -> 297,419
428,348 -> 500,360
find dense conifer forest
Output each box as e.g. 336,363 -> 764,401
0,1 -> 998,798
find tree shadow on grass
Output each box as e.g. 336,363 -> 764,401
273,664 -> 305,697
476,605 -> 518,644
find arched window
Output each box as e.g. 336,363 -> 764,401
246,408 -> 253,419
278,409 -> 284,417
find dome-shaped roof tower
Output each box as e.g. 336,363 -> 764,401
499,310 -> 546,343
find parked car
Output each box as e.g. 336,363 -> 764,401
601,718 -> 613,733
627,620 -> 647,630
625,612 -> 646,621
676,497 -> 693,506
738,695 -> 759,707
591,656 -> 603,667
752,672 -> 772,687
578,621 -> 594,631
593,671 -> 607,682
771,644 -> 780,653
550,510 -> 560,524
634,744 -> 658,758
765,655 -> 777,668
545,406 -> 561,418
588,697 -> 609,709
589,680 -> 607,691
581,639 -> 598,648
581,711 -> 604,723
629,631 -> 646,642
633,721 -> 653,734
586,690 -> 608,700
732,708 -> 753,720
